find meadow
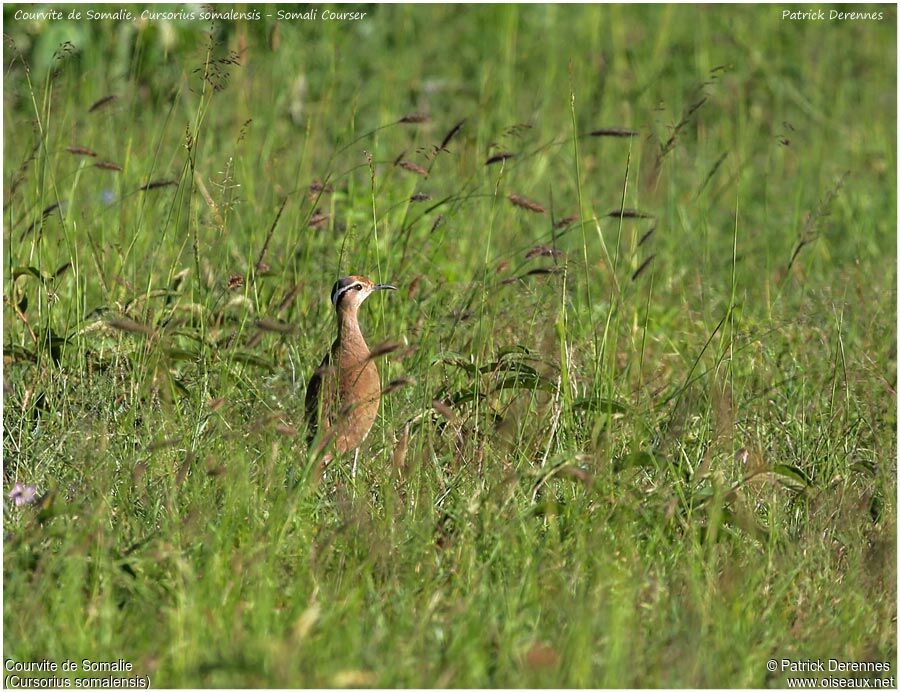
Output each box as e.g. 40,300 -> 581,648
3,4 -> 897,687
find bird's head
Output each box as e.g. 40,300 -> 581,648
331,275 -> 396,312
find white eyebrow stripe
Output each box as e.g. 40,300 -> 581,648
332,282 -> 358,306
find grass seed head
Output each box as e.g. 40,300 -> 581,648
589,126 -> 638,137
399,112 -> 429,124
554,214 -> 579,229
66,145 -> 97,157
382,377 -> 415,396
368,340 -> 404,360
525,245 -> 565,260
308,210 -> 330,229
485,151 -> 516,165
432,400 -> 457,422
508,193 -> 545,214
107,316 -> 155,336
88,94 -> 116,112
139,179 -> 177,191
255,317 -> 294,334
440,119 -> 465,149
398,160 -> 428,177
391,424 -> 410,472
606,207 -> 654,219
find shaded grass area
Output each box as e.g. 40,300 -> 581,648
3,4 -> 897,687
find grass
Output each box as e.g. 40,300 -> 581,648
3,4 -> 897,687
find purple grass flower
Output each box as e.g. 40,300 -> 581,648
9,483 -> 39,507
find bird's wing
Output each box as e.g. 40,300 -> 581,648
304,349 -> 333,444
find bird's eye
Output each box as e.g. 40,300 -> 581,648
353,284 -> 362,291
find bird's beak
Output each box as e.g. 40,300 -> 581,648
373,283 -> 397,292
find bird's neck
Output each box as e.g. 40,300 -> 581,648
336,307 -> 368,352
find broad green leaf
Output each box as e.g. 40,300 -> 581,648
164,348 -> 199,362
13,266 -> 49,283
493,373 -> 556,392
773,464 -> 811,487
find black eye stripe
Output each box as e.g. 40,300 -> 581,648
332,282 -> 366,306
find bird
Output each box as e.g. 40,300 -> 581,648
305,275 -> 396,477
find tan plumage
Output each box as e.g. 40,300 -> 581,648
305,275 -> 396,468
